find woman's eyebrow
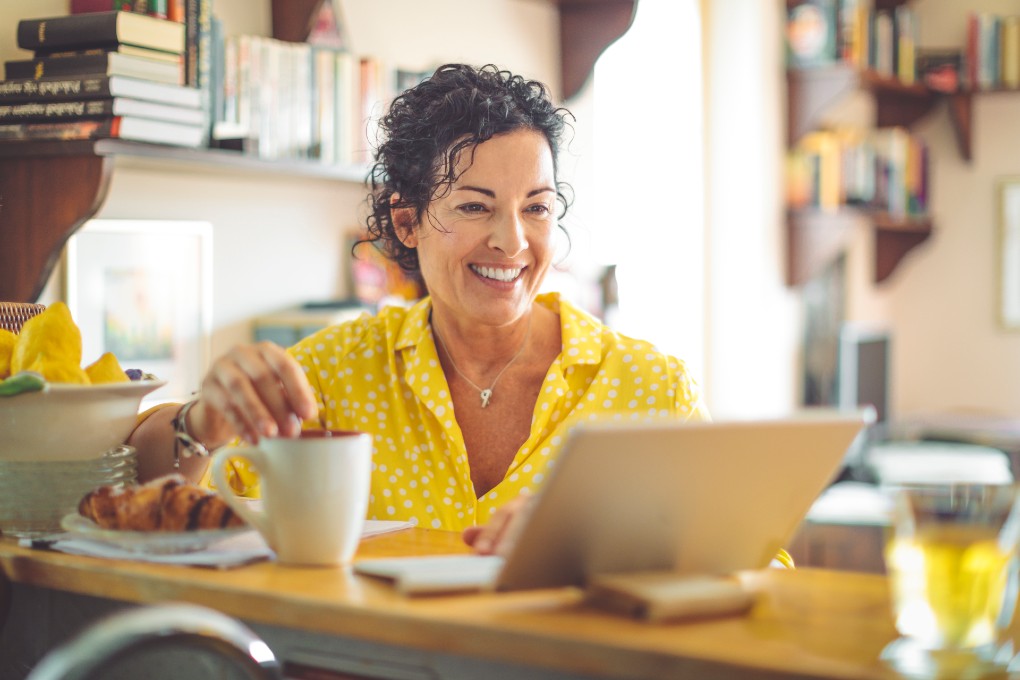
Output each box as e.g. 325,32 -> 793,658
453,186 -> 555,198
454,185 -> 495,197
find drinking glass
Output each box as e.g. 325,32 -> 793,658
881,483 -> 1020,679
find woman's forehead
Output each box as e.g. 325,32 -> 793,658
448,130 -> 554,181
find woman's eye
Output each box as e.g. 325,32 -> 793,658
527,204 -> 552,216
458,203 -> 488,213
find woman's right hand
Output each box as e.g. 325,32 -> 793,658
191,341 -> 318,448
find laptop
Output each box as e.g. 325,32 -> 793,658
354,411 -> 869,595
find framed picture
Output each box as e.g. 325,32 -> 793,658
347,229 -> 426,307
65,219 -> 213,405
998,178 -> 1020,329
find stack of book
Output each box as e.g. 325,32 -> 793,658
0,11 -> 206,147
786,126 -> 929,219
967,13 -> 1020,91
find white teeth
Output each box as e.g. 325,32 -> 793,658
471,265 -> 522,282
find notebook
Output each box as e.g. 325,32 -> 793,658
354,411 -> 869,595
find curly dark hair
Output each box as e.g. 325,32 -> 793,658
362,63 -> 573,275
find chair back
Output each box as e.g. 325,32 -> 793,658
0,302 -> 45,333
25,603 -> 282,680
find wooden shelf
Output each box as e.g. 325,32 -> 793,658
786,66 -> 937,145
785,61 -> 942,287
0,139 -> 370,181
786,208 -> 932,286
0,140 -> 370,302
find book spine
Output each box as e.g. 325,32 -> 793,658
0,99 -> 115,124
185,0 -> 199,86
209,15 -> 225,128
17,13 -> 121,51
0,117 -> 115,142
873,10 -> 894,76
5,54 -> 115,80
197,0 -> 213,143
895,6 -> 916,84
167,0 -> 185,23
1003,17 -> 1020,89
0,76 -> 114,103
71,0 -> 135,12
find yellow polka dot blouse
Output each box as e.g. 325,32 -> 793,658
289,292 -> 709,532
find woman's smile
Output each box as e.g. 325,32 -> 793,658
469,264 -> 525,284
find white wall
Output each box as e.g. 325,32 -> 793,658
845,0 -> 1020,419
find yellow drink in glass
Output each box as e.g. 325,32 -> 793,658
886,526 -> 1011,649
881,483 -> 1020,679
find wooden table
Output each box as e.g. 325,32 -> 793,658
0,528 -> 910,679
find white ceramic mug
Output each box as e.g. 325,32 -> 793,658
211,430 -> 372,567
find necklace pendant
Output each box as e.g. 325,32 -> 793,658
479,389 -> 492,408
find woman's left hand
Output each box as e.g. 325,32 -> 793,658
462,494 -> 531,556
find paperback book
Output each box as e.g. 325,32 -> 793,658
0,115 -> 204,147
0,75 -> 201,108
0,97 -> 205,126
17,11 -> 185,54
4,51 -> 183,85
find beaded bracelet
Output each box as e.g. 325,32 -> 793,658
171,400 -> 210,469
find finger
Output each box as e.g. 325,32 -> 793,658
471,509 -> 515,555
462,525 -> 483,547
231,344 -> 302,438
205,349 -> 278,442
256,342 -> 318,432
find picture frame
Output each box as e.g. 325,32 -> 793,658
998,178 -> 1020,329
347,228 -> 426,307
65,219 -> 213,405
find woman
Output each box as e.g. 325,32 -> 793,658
128,64 -> 708,550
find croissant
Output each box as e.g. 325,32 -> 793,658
78,474 -> 246,531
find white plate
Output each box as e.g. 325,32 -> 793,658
60,515 -> 253,555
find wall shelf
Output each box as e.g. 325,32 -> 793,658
786,66 -> 938,146
786,208 -> 932,286
0,140 -> 370,303
786,61 -> 941,287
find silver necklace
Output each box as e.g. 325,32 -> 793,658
432,315 -> 532,408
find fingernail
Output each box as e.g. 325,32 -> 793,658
475,537 -> 492,554
288,413 -> 302,436
260,420 -> 278,437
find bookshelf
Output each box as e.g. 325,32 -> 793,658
0,0 -> 637,303
786,64 -> 940,286
785,2 -> 1020,287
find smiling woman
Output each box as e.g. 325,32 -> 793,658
126,63 -> 709,549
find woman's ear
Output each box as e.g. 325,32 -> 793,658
390,193 -> 418,248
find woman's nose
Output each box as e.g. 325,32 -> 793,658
488,212 -> 528,257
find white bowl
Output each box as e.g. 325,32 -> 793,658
0,380 -> 166,462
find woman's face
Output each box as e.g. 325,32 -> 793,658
405,129 -> 557,330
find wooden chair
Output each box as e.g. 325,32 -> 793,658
0,302 -> 45,333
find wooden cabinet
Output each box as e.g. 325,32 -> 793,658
0,0 -> 637,303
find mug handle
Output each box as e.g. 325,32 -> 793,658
210,446 -> 269,537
